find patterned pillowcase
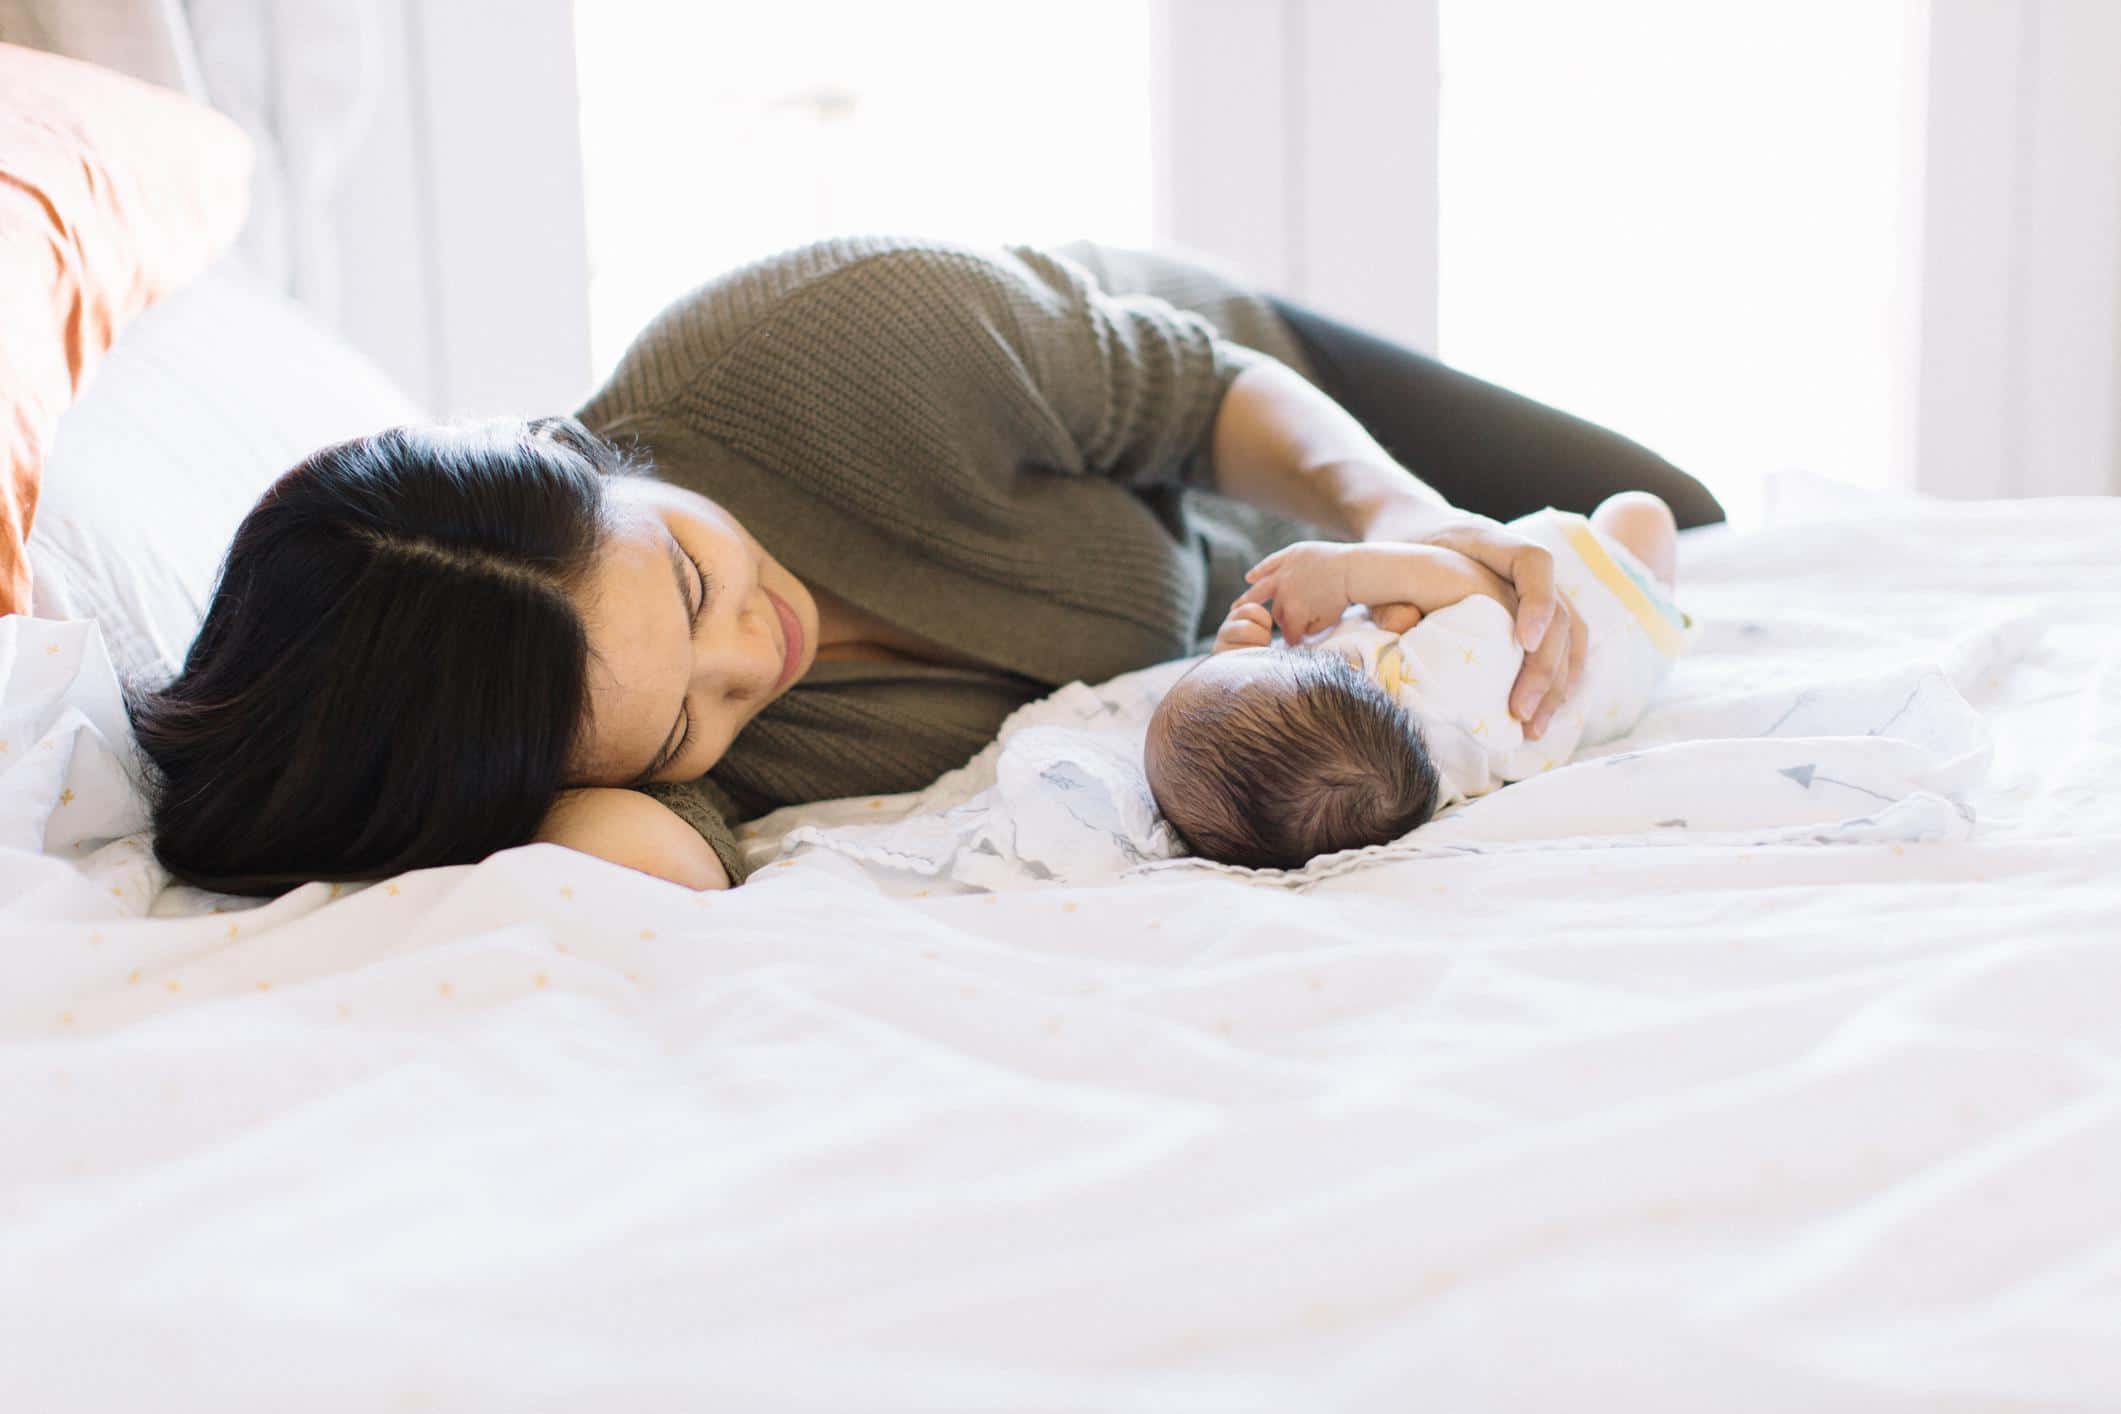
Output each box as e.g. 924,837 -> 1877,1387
0,40 -> 251,614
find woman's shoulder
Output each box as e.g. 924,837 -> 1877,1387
579,235 -> 1028,418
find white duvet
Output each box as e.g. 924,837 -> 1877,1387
4,476 -> 2119,1410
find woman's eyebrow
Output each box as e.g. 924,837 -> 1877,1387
623,534 -> 697,786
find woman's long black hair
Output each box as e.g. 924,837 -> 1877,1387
127,416 -> 632,896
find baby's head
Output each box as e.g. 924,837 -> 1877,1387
1145,646 -> 1440,870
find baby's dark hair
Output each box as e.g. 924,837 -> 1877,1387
1146,650 -> 1440,870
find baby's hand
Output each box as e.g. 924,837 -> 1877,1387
1231,540 -> 1359,643
1211,601 -> 1275,653
1237,540 -> 1513,642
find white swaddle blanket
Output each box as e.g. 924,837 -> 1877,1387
1312,507 -> 1693,804
758,560 -> 1993,894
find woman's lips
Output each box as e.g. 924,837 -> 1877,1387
767,587 -> 803,692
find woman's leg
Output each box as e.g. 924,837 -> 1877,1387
1266,296 -> 1726,529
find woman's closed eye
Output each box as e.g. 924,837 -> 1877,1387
686,547 -> 714,630
669,547 -> 714,761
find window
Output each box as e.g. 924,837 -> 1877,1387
1438,1 -> 1910,521
573,1 -> 1153,382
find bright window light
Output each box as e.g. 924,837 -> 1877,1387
573,1 -> 1153,382
1438,1 -> 1910,523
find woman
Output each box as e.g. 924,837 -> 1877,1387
129,236 -> 1721,895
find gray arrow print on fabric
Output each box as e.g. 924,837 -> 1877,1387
1780,763 -> 1896,804
1762,691 -> 1815,736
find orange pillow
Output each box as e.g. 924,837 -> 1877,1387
0,41 -> 251,615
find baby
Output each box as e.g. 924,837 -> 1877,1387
1144,492 -> 1689,869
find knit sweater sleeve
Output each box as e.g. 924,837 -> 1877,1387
981,242 -> 1271,489
670,239 -> 1272,501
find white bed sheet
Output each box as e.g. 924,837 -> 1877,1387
3,478 -> 2119,1410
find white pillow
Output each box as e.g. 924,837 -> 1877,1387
27,263 -> 425,687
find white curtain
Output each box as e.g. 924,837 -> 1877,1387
0,0 -> 382,323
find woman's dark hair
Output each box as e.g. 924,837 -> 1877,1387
127,417 -> 635,895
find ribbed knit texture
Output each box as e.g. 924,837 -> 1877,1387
576,237 -> 1329,884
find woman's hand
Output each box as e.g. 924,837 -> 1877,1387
1356,502 -> 1589,738
534,788 -> 731,890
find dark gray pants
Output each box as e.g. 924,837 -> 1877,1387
1266,297 -> 1726,529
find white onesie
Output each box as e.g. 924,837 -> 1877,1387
1312,508 -> 1692,805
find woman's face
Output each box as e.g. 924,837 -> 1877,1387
567,477 -> 820,787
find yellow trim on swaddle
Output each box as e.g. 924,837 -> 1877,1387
1375,643 -> 1414,695
1557,518 -> 1689,659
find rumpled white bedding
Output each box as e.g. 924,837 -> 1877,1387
4,476 -> 2119,1410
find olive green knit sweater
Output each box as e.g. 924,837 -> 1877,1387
575,236 -> 1329,885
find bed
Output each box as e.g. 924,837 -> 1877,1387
4,246 -> 2119,1408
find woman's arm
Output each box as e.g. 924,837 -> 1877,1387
1208,358 -> 1449,537
1208,359 -> 1586,739
535,788 -> 732,890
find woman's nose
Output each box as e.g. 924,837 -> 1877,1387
727,599 -> 778,697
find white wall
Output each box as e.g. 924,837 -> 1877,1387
1151,0 -> 1440,353
1903,0 -> 2121,499
330,0 -> 592,419
1160,0 -> 2121,503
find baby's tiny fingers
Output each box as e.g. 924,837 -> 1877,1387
1243,551 -> 1288,582
1213,616 -> 1273,652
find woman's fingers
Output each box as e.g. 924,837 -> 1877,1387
1512,596 -> 1581,736
1510,614 -> 1564,727
1528,595 -> 1590,736
1504,541 -> 1558,652
1423,519 -> 1558,653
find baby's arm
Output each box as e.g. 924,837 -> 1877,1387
1234,540 -> 1518,643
